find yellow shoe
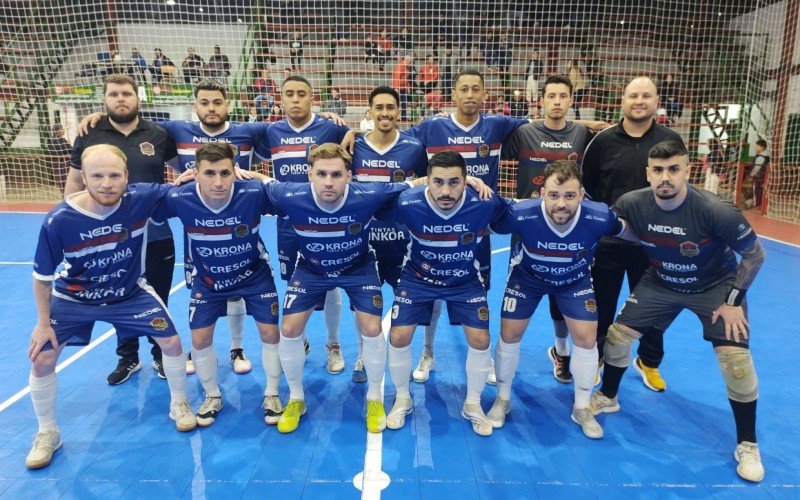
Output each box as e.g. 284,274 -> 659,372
277,399 -> 306,433
366,400 -> 386,433
633,357 -> 666,392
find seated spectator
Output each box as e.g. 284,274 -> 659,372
418,56 -> 439,94
360,110 -> 374,133
493,95 -> 510,116
510,90 -> 527,118
424,87 -> 445,115
289,32 -> 304,71
253,68 -> 277,114
323,87 -> 347,116
394,27 -> 413,55
269,103 -> 284,122
364,34 -> 379,68
150,48 -> 174,83
181,47 -> 204,83
130,47 -> 147,83
376,29 -> 393,71
206,45 -> 231,80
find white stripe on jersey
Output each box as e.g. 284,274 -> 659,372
355,174 -> 392,182
295,229 -> 346,238
523,248 -> 573,263
271,150 -> 307,161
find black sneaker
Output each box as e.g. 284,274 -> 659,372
547,346 -> 573,384
152,358 -> 167,379
107,357 -> 142,385
304,339 -> 311,356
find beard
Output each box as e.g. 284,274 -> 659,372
547,207 -> 577,225
108,107 -> 138,125
88,189 -> 123,207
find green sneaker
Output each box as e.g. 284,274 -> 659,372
366,400 -> 386,433
277,399 -> 306,433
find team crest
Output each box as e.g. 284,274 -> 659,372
392,170 -> 406,182
680,241 -> 699,257
117,228 -> 128,242
477,306 -> 489,321
271,301 -> 279,316
234,223 -> 249,237
229,144 -> 239,156
461,232 -> 474,245
139,141 -> 155,156
150,318 -> 168,331
372,295 -> 383,308
478,144 -> 490,158
348,222 -> 363,234
585,299 -> 597,313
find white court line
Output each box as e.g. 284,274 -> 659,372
0,281 -> 185,414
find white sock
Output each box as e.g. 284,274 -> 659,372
571,344 -> 599,409
279,334 -> 306,401
494,339 -> 521,400
465,345 -> 490,405
261,342 -> 282,396
324,289 -> 342,346
357,329 -> 364,357
29,372 -> 58,432
423,300 -> 443,357
191,345 -> 221,398
388,343 -> 412,399
554,320 -> 570,356
162,352 -> 188,405
227,299 -> 246,350
362,334 -> 387,400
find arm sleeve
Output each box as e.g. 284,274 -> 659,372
32,219 -> 63,280
488,200 -> 516,235
242,122 -> 272,160
69,135 -> 85,168
604,206 -> 625,237
711,203 -> 758,254
581,134 -> 603,199
412,143 -> 429,178
262,181 -> 285,217
502,128 -> 521,161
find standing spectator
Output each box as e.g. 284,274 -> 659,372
206,45 -> 231,80
269,102 -> 284,122
745,139 -> 769,208
360,109 -> 374,133
457,12 -> 473,56
705,138 -> 725,195
494,95 -> 510,116
150,48 -> 174,83
289,32 -> 304,71
496,33 -> 512,74
392,54 -> 411,120
660,73 -> 683,123
364,33 -> 379,68
130,47 -> 147,83
440,48 -> 456,98
376,29 -> 393,71
253,68 -> 277,114
181,47 -> 204,84
525,51 -> 543,115
394,26 -> 413,55
510,90 -> 527,118
323,87 -> 347,116
424,86 -> 445,116
567,59 -> 586,119
482,28 -> 498,69
418,55 -> 439,93
46,124 -> 71,190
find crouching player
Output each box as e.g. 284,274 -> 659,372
27,145 -> 195,470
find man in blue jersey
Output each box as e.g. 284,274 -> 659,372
161,143 -> 284,427
383,151 -> 510,437
489,160 -> 629,439
27,145 -> 196,470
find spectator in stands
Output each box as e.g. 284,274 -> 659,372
746,139 -> 769,208
440,48 -> 456,97
525,51 -> 543,115
289,32 -> 304,71
323,87 -> 347,116
496,33 -> 512,74
269,102 -> 284,122
660,73 -> 683,123
482,28 -> 498,69
283,67 -> 293,81
206,45 -> 231,80
376,29 -> 393,71
335,5 -> 348,42
457,12 -> 472,56
46,124 -> 71,190
395,27 -> 412,55
360,110 -> 374,133
424,87 -> 445,116
253,68 -> 277,114
256,44 -> 277,68
150,48 -> 174,83
510,90 -> 527,118
494,94 -> 510,116
364,34 -> 379,69
392,54 -> 412,121
432,34 -> 448,59
704,138 -> 725,195
567,59 -> 586,119
130,48 -> 147,83
419,56 -> 439,94
181,47 -> 204,84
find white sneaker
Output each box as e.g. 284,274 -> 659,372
169,401 -> 198,432
230,348 -> 252,374
734,441 -> 765,482
326,343 -> 345,374
196,395 -> 223,427
588,391 -> 620,416
351,356 -> 367,383
185,353 -> 196,375
461,402 -> 493,436
412,354 -> 435,383
386,396 -> 413,430
571,406 -> 603,439
25,429 -> 62,469
262,395 -> 284,426
487,357 -> 497,386
487,396 -> 510,429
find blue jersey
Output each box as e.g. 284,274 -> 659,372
406,113 -> 526,189
265,114 -> 350,182
390,186 -> 509,287
161,180 -> 275,291
265,181 -> 410,277
493,199 -> 624,287
162,120 -> 271,172
33,183 -> 170,304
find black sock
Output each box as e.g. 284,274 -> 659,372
729,399 -> 757,444
600,364 -> 627,399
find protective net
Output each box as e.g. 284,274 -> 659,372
0,1 -> 797,222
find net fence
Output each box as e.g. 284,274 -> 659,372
0,0 -> 798,222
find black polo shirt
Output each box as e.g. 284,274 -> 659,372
71,116 -> 177,240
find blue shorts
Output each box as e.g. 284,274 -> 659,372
284,258 -> 383,317
501,271 -> 598,322
376,253 -> 404,289
277,226 -> 300,282
392,275 -> 489,330
189,276 -> 280,329
44,284 -> 178,351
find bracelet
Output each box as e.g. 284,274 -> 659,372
725,287 -> 746,307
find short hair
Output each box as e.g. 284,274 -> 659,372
103,74 -> 137,94
283,75 -> 313,90
308,142 -> 352,170
81,144 -> 127,165
194,79 -> 227,98
542,75 -> 574,96
427,150 -> 466,178
543,159 -> 582,186
368,85 -> 400,106
623,76 -> 658,95
755,139 -> 768,149
648,140 -> 688,159
195,142 -> 235,166
453,68 -> 485,87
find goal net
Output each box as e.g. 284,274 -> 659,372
0,1 -> 797,222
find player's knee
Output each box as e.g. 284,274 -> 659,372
603,323 -> 639,367
389,328 -> 412,348
31,350 -> 58,375
158,334 -> 184,357
190,328 -> 214,350
716,347 -> 758,403
257,323 -> 279,344
358,320 -> 383,338
465,329 -> 490,350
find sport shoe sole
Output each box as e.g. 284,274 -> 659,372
196,398 -> 223,427
633,357 -> 666,392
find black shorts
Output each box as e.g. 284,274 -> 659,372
616,271 -> 748,346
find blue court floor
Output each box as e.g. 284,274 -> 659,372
0,212 -> 798,499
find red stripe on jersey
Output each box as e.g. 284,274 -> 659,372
355,168 -> 392,176
519,150 -> 584,161
177,143 -> 252,151
427,145 -> 474,153
409,230 -> 460,241
271,144 -> 308,153
186,226 -> 232,236
523,246 -> 573,258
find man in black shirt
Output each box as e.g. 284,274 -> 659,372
66,74 -> 178,385
582,76 -> 683,392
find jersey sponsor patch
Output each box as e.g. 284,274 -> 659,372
140,142 -> 155,156
679,241 -> 699,257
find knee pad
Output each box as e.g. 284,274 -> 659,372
603,323 -> 640,367
716,347 -> 758,403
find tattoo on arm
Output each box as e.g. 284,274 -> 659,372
734,240 -> 766,290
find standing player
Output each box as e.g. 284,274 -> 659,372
161,143 -> 283,427
350,85 -> 428,382
27,145 -> 195,470
582,76 -> 684,392
266,76 -> 352,376
66,74 -> 178,385
384,151 -> 510,437
589,140 -> 766,482
489,160 -> 628,438
503,75 -> 594,384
